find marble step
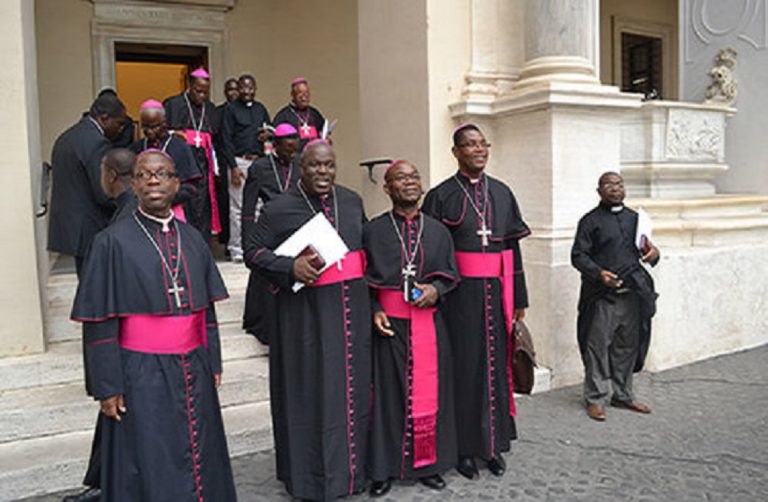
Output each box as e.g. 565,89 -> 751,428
0,401 -> 273,502
0,356 -> 269,444
0,333 -> 266,393
628,194 -> 768,220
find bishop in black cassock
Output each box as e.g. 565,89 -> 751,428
240,123 -> 300,344
422,124 -> 530,480
130,100 -> 205,234
71,151 -> 236,501
243,141 -> 371,501
164,68 -> 221,238
272,78 -> 326,150
572,172 -> 659,422
364,160 -> 459,498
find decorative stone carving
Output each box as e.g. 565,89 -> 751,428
705,48 -> 739,104
666,109 -> 722,160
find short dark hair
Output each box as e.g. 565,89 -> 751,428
452,123 -> 481,146
102,148 -> 136,177
89,93 -> 125,119
238,74 -> 256,84
598,171 -> 622,186
225,77 -> 238,87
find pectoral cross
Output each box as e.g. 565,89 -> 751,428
477,222 -> 492,247
301,122 -> 311,136
193,132 -> 202,148
168,283 -> 185,309
402,262 -> 416,302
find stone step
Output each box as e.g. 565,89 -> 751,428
0,401 -> 273,502
629,194 -> 768,220
0,357 -> 269,444
0,332 -> 266,392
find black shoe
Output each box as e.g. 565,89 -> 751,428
369,480 -> 392,497
456,455 -> 479,479
488,455 -> 506,476
62,487 -> 101,502
419,474 -> 446,490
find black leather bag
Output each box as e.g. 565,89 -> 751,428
512,320 -> 537,395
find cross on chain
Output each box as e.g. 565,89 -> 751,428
402,262 -> 416,280
193,132 -> 203,148
168,282 -> 186,309
300,122 -> 312,136
477,222 -> 492,247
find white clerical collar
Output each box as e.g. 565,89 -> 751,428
88,116 -> 105,136
138,207 -> 174,232
611,205 -> 624,213
246,101 -> 253,107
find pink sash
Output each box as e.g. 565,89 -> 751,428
182,130 -> 221,233
119,311 -> 206,354
455,250 -> 517,416
378,289 -> 438,468
310,250 -> 366,287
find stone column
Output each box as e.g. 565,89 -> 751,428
0,0 -> 46,356
451,0 -> 641,387
515,0 -> 600,88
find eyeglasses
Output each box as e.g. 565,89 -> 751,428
457,141 -> 491,150
133,170 -> 177,181
392,173 -> 421,182
600,182 -> 624,189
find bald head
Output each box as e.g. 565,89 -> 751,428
299,141 -> 335,195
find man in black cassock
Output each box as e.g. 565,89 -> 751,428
273,78 -> 326,150
71,150 -> 237,501
130,100 -> 206,235
364,160 -> 459,498
243,140 -> 371,501
164,68 -> 222,240
221,74 -> 271,262
48,93 -> 127,277
240,123 -> 300,344
571,171 -> 660,422
422,123 -> 530,480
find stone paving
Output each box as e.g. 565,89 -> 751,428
30,345 -> 768,502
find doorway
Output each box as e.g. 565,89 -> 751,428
115,42 -> 209,119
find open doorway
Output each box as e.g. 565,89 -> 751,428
115,42 -> 209,120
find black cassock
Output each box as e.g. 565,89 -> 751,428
363,211 -> 459,482
164,92 -> 220,238
240,154 -> 301,343
243,185 -> 371,501
71,211 -> 236,502
273,103 -> 325,150
422,172 -> 530,461
129,135 -> 207,233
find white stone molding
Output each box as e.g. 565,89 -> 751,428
685,0 -> 767,64
92,0 -> 235,10
90,1 -> 229,99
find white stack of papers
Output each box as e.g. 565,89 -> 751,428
274,213 -> 349,292
635,208 -> 653,250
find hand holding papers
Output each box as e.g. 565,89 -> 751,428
274,213 -> 349,292
635,208 -> 653,250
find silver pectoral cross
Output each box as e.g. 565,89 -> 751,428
301,123 -> 311,136
402,263 -> 416,302
194,132 -> 202,148
477,223 -> 492,247
168,283 -> 186,309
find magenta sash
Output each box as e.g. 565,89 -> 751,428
378,289 -> 438,468
455,250 -> 517,416
310,250 -> 366,287
119,311 -> 205,354
182,130 -> 221,233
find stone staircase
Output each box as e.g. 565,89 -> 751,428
0,262 -> 270,501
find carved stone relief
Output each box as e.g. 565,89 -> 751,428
665,109 -> 723,161
705,48 -> 739,104
685,0 -> 767,63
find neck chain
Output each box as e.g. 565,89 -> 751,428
298,181 -> 339,233
291,105 -> 310,127
453,174 -> 492,247
270,153 -> 293,192
144,135 -> 172,153
132,211 -> 185,309
388,211 -> 424,283
183,91 -> 206,134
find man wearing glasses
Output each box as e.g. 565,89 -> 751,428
71,150 -> 237,501
571,172 -> 660,422
422,123 -> 530,481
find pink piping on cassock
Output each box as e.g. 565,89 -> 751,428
182,130 -> 221,233
181,354 -> 205,501
378,289 -> 439,469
